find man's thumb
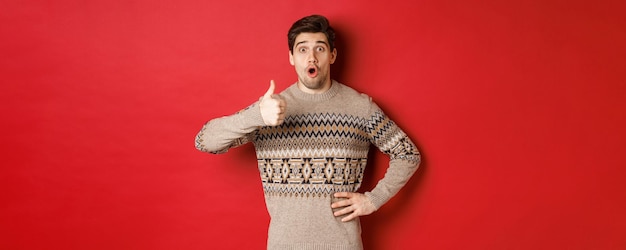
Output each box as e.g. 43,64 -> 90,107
264,80 -> 276,98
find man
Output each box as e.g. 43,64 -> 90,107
195,15 -> 420,250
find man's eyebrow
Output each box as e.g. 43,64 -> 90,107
295,40 -> 329,46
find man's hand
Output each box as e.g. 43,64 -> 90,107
331,192 -> 377,222
259,80 -> 286,126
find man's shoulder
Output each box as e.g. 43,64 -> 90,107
335,81 -> 373,102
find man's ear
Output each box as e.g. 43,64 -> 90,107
289,50 -> 295,66
330,48 -> 337,64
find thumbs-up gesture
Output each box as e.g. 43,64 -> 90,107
259,80 -> 286,126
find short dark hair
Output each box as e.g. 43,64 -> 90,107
287,15 -> 336,53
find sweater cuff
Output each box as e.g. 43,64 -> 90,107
364,191 -> 387,211
237,102 -> 266,128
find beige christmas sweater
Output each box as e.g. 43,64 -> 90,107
195,81 -> 420,250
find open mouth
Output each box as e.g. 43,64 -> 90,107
307,66 -> 318,78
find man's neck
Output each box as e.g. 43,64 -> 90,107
297,79 -> 333,94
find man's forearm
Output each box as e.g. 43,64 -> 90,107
195,102 -> 265,154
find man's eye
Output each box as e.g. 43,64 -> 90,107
316,47 -> 325,52
299,48 -> 307,53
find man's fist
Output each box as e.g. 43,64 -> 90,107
259,80 -> 286,126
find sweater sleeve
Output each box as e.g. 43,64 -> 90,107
195,101 -> 266,154
363,103 -> 421,210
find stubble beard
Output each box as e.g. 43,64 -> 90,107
300,78 -> 323,90
298,72 -> 328,91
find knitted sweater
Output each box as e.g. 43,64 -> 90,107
195,81 -> 420,250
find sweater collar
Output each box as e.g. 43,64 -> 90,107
288,80 -> 341,102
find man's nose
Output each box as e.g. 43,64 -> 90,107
307,52 -> 318,63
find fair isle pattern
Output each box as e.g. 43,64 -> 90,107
256,113 -> 370,141
254,113 -> 370,197
254,111 -> 419,197
194,125 -> 211,153
254,113 -> 371,159
258,157 -> 367,197
365,110 -> 421,164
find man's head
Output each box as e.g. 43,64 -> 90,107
288,15 -> 337,94
288,15 -> 336,54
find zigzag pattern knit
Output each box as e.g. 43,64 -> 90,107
196,81 -> 420,250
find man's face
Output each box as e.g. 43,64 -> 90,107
289,32 -> 337,93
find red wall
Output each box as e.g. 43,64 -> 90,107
2,1 -> 625,249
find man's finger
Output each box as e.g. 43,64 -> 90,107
264,80 -> 276,98
334,205 -> 355,216
278,98 -> 286,108
331,199 -> 352,208
334,192 -> 351,198
342,213 -> 357,222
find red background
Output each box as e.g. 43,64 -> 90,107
2,1 -> 625,249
